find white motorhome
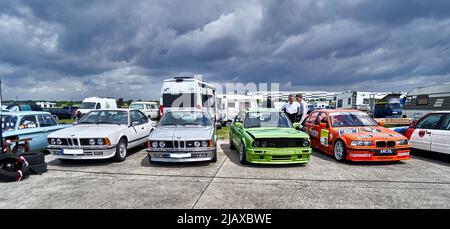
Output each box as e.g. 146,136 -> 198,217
334,91 -> 388,111
217,94 -> 258,126
160,77 -> 217,123
403,83 -> 450,120
75,97 -> 117,119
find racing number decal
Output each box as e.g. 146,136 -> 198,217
320,129 -> 329,146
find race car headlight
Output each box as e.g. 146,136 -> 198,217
302,140 -> 310,147
261,141 -> 268,148
201,141 -> 208,147
50,138 -> 56,145
97,139 -> 104,145
194,141 -> 201,147
56,139 -> 62,145
253,140 -> 260,147
159,141 -> 166,148
89,139 -> 96,145
397,139 -> 408,145
152,141 -> 159,148
350,140 -> 372,147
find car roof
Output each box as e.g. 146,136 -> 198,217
93,109 -> 130,112
131,101 -> 157,104
312,109 -> 363,113
166,109 -> 206,113
2,111 -> 51,116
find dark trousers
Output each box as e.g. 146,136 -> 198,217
286,113 -> 297,123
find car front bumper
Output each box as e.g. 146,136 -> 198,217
147,147 -> 216,162
245,147 -> 312,164
346,147 -> 411,161
48,145 -> 117,160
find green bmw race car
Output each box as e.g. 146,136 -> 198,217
229,108 -> 312,164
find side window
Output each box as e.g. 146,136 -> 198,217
37,115 -> 57,127
317,112 -> 328,125
306,112 -> 319,124
440,115 -> 450,130
416,114 -> 445,129
146,105 -> 152,110
95,103 -> 101,109
234,112 -> 244,123
18,115 -> 38,130
130,111 -> 142,125
137,111 -> 148,124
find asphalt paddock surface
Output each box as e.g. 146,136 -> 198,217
1,140 -> 450,209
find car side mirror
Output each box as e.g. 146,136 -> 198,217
293,123 -> 301,130
378,120 -> 385,126
410,120 -> 417,128
235,122 -> 243,129
320,122 -> 327,128
151,122 -> 157,127
132,121 -> 140,126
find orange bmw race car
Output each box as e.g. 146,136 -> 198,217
302,109 -> 411,162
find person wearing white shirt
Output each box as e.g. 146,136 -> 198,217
296,94 -> 309,124
281,94 -> 300,123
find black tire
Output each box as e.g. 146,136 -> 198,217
333,140 -> 347,162
18,152 -> 45,165
229,137 -> 236,150
239,142 -> 248,165
28,162 -> 47,175
113,139 -> 127,162
0,154 -> 30,182
211,150 -> 217,163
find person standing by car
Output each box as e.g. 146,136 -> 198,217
261,96 -> 275,108
281,94 -> 300,123
296,94 -> 308,124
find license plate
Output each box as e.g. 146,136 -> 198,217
170,153 -> 191,158
61,149 -> 84,155
377,149 -> 394,154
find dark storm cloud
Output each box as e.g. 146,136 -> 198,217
0,0 -> 450,100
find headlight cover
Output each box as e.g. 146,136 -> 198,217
152,141 -> 159,148
194,141 -> 201,147
56,139 -> 62,145
201,141 -> 208,147
89,139 -> 96,145
396,139 -> 409,145
159,141 -> 166,148
97,139 -> 104,145
50,138 -> 56,145
302,140 -> 310,147
350,140 -> 372,147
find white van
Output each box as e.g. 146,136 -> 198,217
129,101 -> 159,119
75,97 -> 117,119
160,77 -> 217,123
219,94 -> 258,126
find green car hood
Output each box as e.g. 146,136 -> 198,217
244,128 -> 309,139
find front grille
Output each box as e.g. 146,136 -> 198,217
376,141 -> 396,148
376,141 -> 386,148
271,156 -> 292,160
254,138 -> 308,148
387,141 -> 396,147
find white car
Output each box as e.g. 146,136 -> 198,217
129,101 -> 159,120
48,109 -> 156,162
403,111 -> 450,154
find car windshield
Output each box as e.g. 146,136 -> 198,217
330,112 -> 378,127
78,110 -> 128,125
1,115 -> 17,131
79,102 -> 96,109
389,103 -> 402,110
129,104 -> 144,110
159,111 -> 211,127
244,112 -> 292,128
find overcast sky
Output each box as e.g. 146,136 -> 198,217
1,0 -> 450,101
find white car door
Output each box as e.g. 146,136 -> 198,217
431,114 -> 450,154
410,113 -> 446,151
129,110 -> 148,146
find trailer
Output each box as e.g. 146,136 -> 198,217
403,83 -> 450,120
